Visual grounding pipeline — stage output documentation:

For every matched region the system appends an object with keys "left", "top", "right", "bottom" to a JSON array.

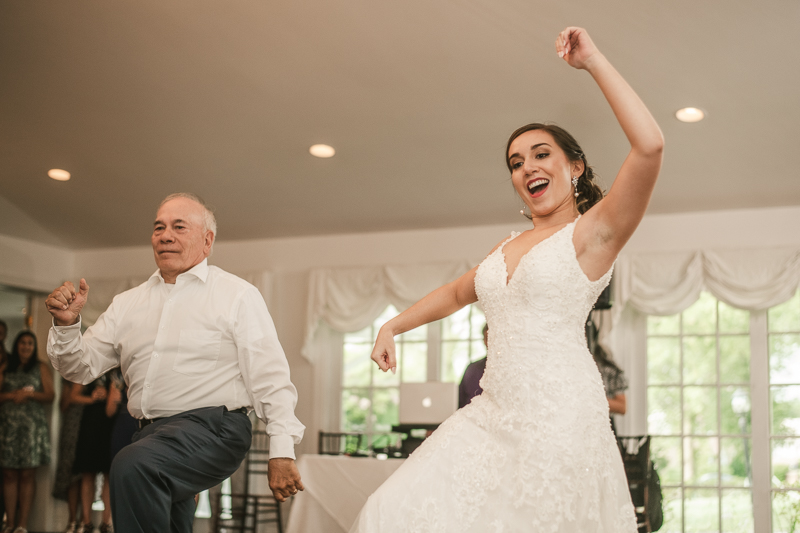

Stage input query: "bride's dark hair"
[{"left": 505, "top": 123, "right": 604, "bottom": 215}]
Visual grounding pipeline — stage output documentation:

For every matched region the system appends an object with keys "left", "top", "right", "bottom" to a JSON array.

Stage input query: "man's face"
[{"left": 151, "top": 198, "right": 214, "bottom": 282}]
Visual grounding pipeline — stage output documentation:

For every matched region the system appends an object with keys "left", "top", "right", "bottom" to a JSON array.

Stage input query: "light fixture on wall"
[
  {"left": 48, "top": 168, "right": 71, "bottom": 181},
  {"left": 675, "top": 107, "right": 705, "bottom": 123},
  {"left": 309, "top": 144, "right": 335, "bottom": 158}
]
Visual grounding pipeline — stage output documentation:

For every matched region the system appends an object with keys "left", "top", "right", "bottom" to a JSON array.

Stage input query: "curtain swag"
[
  {"left": 302, "top": 261, "right": 473, "bottom": 362},
  {"left": 615, "top": 247, "right": 800, "bottom": 318}
]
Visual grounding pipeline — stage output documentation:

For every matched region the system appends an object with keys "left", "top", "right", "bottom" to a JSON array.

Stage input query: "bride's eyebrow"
[{"left": 509, "top": 143, "right": 551, "bottom": 160}]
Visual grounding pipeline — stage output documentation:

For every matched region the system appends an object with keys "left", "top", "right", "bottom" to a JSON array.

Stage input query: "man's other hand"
[{"left": 268, "top": 457, "right": 304, "bottom": 503}]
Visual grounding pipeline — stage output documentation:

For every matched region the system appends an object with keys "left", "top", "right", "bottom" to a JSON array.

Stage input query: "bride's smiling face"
[{"left": 507, "top": 130, "right": 583, "bottom": 217}]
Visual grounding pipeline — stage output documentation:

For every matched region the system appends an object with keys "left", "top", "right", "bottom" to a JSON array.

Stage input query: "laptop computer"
[{"left": 399, "top": 382, "right": 458, "bottom": 425}]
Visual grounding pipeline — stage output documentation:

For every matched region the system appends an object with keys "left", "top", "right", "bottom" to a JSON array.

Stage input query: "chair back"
[
  {"left": 617, "top": 436, "right": 653, "bottom": 533},
  {"left": 318, "top": 431, "right": 364, "bottom": 455}
]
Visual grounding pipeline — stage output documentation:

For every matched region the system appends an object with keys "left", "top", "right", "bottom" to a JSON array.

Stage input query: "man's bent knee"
[{"left": 110, "top": 440, "right": 159, "bottom": 488}]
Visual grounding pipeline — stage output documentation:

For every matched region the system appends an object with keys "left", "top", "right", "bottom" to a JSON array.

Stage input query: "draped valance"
[
  {"left": 615, "top": 246, "right": 800, "bottom": 317},
  {"left": 303, "top": 246, "right": 800, "bottom": 364},
  {"left": 302, "top": 261, "right": 473, "bottom": 362}
]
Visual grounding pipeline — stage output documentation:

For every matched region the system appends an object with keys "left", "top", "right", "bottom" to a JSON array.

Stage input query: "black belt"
[{"left": 138, "top": 407, "right": 248, "bottom": 430}]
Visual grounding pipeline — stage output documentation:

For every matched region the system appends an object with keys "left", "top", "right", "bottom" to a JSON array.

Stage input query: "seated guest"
[{"left": 458, "top": 324, "right": 488, "bottom": 408}]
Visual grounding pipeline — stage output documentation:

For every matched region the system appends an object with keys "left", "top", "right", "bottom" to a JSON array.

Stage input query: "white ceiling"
[{"left": 1, "top": 0, "right": 798, "bottom": 249}]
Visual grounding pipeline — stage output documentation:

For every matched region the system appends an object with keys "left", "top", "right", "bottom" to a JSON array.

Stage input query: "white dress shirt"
[{"left": 47, "top": 259, "right": 304, "bottom": 459}]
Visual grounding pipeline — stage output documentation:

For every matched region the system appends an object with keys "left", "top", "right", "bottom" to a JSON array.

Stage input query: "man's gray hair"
[{"left": 158, "top": 193, "right": 218, "bottom": 249}]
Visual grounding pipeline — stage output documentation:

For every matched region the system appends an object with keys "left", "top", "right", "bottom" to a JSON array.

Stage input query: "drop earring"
[
  {"left": 519, "top": 205, "right": 533, "bottom": 226},
  {"left": 572, "top": 176, "right": 579, "bottom": 197}
]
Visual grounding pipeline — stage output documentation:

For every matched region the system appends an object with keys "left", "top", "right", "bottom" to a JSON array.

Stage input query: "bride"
[{"left": 351, "top": 27, "right": 663, "bottom": 532}]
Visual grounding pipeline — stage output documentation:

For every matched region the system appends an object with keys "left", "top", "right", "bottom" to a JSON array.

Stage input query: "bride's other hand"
[
  {"left": 555, "top": 27, "right": 600, "bottom": 70},
  {"left": 371, "top": 326, "right": 397, "bottom": 374}
]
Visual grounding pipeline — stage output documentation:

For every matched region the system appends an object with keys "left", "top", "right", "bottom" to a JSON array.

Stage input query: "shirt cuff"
[
  {"left": 52, "top": 316, "right": 82, "bottom": 332},
  {"left": 268, "top": 434, "right": 297, "bottom": 460}
]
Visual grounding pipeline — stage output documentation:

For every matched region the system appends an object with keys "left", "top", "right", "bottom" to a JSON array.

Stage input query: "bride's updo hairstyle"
[{"left": 506, "top": 123, "right": 604, "bottom": 215}]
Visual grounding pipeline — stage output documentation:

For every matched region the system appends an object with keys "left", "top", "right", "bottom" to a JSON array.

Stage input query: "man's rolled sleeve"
[
  {"left": 234, "top": 287, "right": 305, "bottom": 460},
  {"left": 46, "top": 304, "right": 120, "bottom": 385},
  {"left": 47, "top": 319, "right": 83, "bottom": 372}
]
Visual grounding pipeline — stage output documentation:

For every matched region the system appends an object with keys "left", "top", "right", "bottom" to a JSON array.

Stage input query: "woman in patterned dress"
[{"left": 0, "top": 331, "right": 54, "bottom": 533}]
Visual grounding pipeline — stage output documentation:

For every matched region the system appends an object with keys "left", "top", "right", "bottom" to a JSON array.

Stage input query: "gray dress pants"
[{"left": 110, "top": 406, "right": 251, "bottom": 533}]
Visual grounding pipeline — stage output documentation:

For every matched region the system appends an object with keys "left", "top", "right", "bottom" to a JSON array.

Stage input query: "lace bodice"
[{"left": 474, "top": 219, "right": 613, "bottom": 421}]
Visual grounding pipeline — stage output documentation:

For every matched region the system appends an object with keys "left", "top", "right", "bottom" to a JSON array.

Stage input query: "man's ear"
[{"left": 204, "top": 231, "right": 215, "bottom": 255}]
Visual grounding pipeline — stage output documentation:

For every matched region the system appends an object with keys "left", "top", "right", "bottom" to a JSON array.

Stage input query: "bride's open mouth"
[{"left": 527, "top": 178, "right": 549, "bottom": 198}]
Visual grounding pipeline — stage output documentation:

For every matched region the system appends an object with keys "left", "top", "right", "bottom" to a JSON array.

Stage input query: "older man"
[{"left": 46, "top": 193, "right": 304, "bottom": 533}]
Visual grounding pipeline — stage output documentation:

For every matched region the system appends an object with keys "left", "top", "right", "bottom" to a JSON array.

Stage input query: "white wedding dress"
[{"left": 350, "top": 219, "right": 637, "bottom": 533}]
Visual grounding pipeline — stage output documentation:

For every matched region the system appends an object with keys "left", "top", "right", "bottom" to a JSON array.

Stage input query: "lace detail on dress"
[{"left": 351, "top": 218, "right": 635, "bottom": 533}]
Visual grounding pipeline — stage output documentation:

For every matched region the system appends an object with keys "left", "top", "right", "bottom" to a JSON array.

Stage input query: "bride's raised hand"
[
  {"left": 371, "top": 326, "right": 398, "bottom": 374},
  {"left": 555, "top": 27, "right": 600, "bottom": 70}
]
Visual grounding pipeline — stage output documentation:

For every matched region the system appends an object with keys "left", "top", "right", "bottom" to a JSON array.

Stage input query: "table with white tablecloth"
[{"left": 286, "top": 454, "right": 405, "bottom": 533}]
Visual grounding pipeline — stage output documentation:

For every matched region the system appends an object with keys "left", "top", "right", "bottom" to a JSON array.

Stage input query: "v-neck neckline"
[{"left": 498, "top": 218, "right": 578, "bottom": 287}]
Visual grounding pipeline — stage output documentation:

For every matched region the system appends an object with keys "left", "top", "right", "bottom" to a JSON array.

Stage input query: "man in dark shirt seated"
[{"left": 458, "top": 324, "right": 488, "bottom": 408}]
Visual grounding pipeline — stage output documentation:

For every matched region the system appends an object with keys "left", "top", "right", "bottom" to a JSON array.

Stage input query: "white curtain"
[
  {"left": 302, "top": 261, "right": 472, "bottom": 362},
  {"left": 608, "top": 245, "right": 800, "bottom": 436},
  {"left": 615, "top": 246, "right": 800, "bottom": 317}
]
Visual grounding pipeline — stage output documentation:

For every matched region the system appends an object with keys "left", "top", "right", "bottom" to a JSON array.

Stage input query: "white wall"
[
  {"left": 0, "top": 234, "right": 73, "bottom": 293},
  {"left": 623, "top": 205, "right": 800, "bottom": 252}
]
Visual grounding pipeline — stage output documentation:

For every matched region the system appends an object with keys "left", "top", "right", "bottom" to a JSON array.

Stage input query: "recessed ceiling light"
[
  {"left": 309, "top": 144, "right": 335, "bottom": 158},
  {"left": 48, "top": 169, "right": 71, "bottom": 181},
  {"left": 675, "top": 107, "right": 705, "bottom": 123}
]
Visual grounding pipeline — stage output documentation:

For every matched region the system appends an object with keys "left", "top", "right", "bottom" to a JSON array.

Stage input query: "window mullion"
[
  {"left": 716, "top": 301, "right": 722, "bottom": 529},
  {"left": 749, "top": 310, "right": 771, "bottom": 531},
  {"left": 679, "top": 312, "right": 686, "bottom": 532}
]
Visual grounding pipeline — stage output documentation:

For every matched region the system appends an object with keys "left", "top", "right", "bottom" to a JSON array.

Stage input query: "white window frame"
[
  {"left": 642, "top": 296, "right": 782, "bottom": 532},
  {"left": 337, "top": 304, "right": 486, "bottom": 446}
]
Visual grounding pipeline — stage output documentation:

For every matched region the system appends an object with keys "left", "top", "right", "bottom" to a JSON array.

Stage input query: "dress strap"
[{"left": 498, "top": 231, "right": 521, "bottom": 251}]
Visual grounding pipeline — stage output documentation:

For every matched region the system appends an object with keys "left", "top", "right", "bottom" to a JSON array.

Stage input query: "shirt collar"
[{"left": 147, "top": 259, "right": 210, "bottom": 287}]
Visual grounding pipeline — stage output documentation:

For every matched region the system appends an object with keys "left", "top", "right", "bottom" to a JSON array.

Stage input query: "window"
[
  {"left": 341, "top": 304, "right": 486, "bottom": 447},
  {"left": 768, "top": 291, "right": 800, "bottom": 530},
  {"left": 647, "top": 292, "right": 753, "bottom": 532},
  {"left": 440, "top": 305, "right": 489, "bottom": 383},
  {"left": 0, "top": 284, "right": 34, "bottom": 348}
]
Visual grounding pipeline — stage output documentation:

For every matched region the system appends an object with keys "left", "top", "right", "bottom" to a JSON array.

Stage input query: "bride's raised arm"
[{"left": 560, "top": 28, "right": 664, "bottom": 269}]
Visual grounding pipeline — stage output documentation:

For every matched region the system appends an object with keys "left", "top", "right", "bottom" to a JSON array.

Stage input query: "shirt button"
[
  {"left": 153, "top": 353, "right": 159, "bottom": 358},
  {"left": 146, "top": 384, "right": 152, "bottom": 389}
]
